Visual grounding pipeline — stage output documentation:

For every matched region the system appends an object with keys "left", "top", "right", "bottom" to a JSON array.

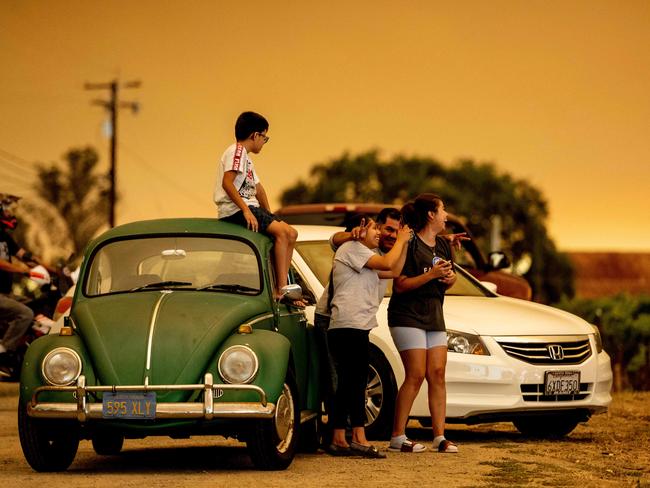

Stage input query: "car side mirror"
[
  {"left": 280, "top": 283, "right": 302, "bottom": 300},
  {"left": 487, "top": 251, "right": 510, "bottom": 271}
]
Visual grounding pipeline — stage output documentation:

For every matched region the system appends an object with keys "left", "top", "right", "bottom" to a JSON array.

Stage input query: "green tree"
[
  {"left": 25, "top": 146, "right": 110, "bottom": 257},
  {"left": 557, "top": 294, "right": 650, "bottom": 390},
  {"left": 280, "top": 150, "right": 573, "bottom": 303}
]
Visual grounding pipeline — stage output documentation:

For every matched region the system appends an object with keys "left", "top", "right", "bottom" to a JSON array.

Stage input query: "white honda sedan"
[{"left": 289, "top": 226, "right": 613, "bottom": 438}]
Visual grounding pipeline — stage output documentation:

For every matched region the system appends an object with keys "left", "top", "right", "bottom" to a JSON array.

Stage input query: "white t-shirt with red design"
[{"left": 213, "top": 143, "right": 261, "bottom": 218}]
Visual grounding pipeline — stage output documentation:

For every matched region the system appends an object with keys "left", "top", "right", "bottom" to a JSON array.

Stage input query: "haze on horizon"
[{"left": 1, "top": 0, "right": 648, "bottom": 252}]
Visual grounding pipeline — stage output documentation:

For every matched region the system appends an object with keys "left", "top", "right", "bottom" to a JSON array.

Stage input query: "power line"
[
  {"left": 0, "top": 164, "right": 34, "bottom": 183},
  {"left": 0, "top": 171, "right": 35, "bottom": 192},
  {"left": 120, "top": 143, "right": 206, "bottom": 207},
  {"left": 0, "top": 155, "right": 39, "bottom": 179},
  {"left": 0, "top": 148, "right": 39, "bottom": 172}
]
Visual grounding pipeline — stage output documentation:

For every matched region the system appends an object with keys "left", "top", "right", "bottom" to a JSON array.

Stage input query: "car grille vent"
[
  {"left": 497, "top": 339, "right": 592, "bottom": 365},
  {"left": 520, "top": 383, "right": 592, "bottom": 402}
]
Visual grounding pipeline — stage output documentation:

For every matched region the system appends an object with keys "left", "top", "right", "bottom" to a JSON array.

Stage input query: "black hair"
[
  {"left": 235, "top": 111, "right": 269, "bottom": 141},
  {"left": 376, "top": 207, "right": 401, "bottom": 225},
  {"left": 343, "top": 212, "right": 372, "bottom": 232},
  {"left": 400, "top": 193, "right": 443, "bottom": 232}
]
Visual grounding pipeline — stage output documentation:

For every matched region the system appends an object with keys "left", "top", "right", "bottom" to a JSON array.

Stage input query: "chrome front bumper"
[{"left": 28, "top": 373, "right": 275, "bottom": 421}]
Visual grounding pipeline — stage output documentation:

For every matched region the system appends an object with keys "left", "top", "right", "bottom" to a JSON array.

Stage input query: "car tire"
[
  {"left": 513, "top": 415, "right": 581, "bottom": 438},
  {"left": 18, "top": 401, "right": 79, "bottom": 472},
  {"left": 364, "top": 347, "right": 397, "bottom": 441},
  {"left": 92, "top": 431, "right": 125, "bottom": 455},
  {"left": 247, "top": 369, "right": 299, "bottom": 470}
]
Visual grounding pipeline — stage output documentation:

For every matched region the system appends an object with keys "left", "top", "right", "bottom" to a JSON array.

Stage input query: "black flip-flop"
[
  {"left": 326, "top": 443, "right": 352, "bottom": 456},
  {"left": 349, "top": 442, "right": 386, "bottom": 459}
]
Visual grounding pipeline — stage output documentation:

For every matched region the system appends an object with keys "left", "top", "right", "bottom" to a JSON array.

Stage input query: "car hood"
[
  {"left": 73, "top": 291, "right": 269, "bottom": 387},
  {"left": 442, "top": 295, "right": 593, "bottom": 337}
]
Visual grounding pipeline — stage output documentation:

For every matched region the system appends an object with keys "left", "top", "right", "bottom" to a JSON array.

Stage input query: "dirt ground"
[{"left": 1, "top": 382, "right": 648, "bottom": 487}]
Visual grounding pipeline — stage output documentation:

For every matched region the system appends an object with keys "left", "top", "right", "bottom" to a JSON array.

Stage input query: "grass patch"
[
  {"left": 480, "top": 459, "right": 532, "bottom": 486},
  {"left": 481, "top": 459, "right": 572, "bottom": 487}
]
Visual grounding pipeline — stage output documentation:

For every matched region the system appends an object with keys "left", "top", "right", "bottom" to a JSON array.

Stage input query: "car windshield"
[
  {"left": 84, "top": 236, "right": 261, "bottom": 296},
  {"left": 295, "top": 240, "right": 491, "bottom": 297}
]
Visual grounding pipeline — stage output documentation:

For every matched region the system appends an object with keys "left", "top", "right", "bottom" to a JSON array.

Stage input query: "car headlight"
[
  {"left": 590, "top": 324, "right": 603, "bottom": 353},
  {"left": 218, "top": 345, "right": 259, "bottom": 384},
  {"left": 42, "top": 347, "right": 82, "bottom": 386},
  {"left": 447, "top": 330, "right": 490, "bottom": 355}
]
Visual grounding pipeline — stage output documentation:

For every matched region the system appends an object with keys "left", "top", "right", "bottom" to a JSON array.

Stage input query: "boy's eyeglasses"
[{"left": 257, "top": 133, "right": 269, "bottom": 143}]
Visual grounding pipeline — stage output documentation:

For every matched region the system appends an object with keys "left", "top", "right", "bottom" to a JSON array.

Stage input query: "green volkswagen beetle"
[{"left": 18, "top": 218, "right": 321, "bottom": 471}]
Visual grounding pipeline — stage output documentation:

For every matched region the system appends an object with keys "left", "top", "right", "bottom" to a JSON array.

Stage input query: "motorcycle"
[{"left": 0, "top": 262, "right": 74, "bottom": 381}]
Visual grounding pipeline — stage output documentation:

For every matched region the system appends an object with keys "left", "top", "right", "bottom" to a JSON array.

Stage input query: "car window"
[
  {"left": 293, "top": 241, "right": 335, "bottom": 287},
  {"left": 295, "top": 240, "right": 490, "bottom": 298},
  {"left": 84, "top": 236, "right": 261, "bottom": 296}
]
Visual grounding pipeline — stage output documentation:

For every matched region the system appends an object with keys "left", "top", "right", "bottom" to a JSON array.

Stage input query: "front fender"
[
  {"left": 19, "top": 334, "right": 97, "bottom": 405},
  {"left": 209, "top": 329, "right": 291, "bottom": 404}
]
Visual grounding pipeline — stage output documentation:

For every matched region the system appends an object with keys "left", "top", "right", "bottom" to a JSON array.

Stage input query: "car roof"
[
  {"left": 293, "top": 224, "right": 343, "bottom": 241},
  {"left": 86, "top": 218, "right": 273, "bottom": 253},
  {"left": 276, "top": 202, "right": 465, "bottom": 225}
]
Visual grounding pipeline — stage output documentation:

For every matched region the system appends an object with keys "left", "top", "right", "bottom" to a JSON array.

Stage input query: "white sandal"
[
  {"left": 388, "top": 438, "right": 427, "bottom": 453},
  {"left": 437, "top": 439, "right": 458, "bottom": 453}
]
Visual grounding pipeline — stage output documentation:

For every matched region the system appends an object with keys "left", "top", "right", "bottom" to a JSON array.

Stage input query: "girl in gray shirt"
[{"left": 326, "top": 219, "right": 410, "bottom": 458}]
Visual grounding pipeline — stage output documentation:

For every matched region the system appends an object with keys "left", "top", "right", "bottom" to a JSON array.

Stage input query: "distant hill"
[{"left": 567, "top": 252, "right": 650, "bottom": 298}]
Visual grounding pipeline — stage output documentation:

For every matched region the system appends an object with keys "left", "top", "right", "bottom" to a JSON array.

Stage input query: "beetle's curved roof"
[{"left": 85, "top": 218, "right": 273, "bottom": 254}]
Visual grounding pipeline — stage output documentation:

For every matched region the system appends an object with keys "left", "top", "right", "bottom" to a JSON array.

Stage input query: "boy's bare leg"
[{"left": 266, "top": 220, "right": 298, "bottom": 297}]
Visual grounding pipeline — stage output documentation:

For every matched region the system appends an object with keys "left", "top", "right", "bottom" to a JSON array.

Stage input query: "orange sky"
[{"left": 1, "top": 0, "right": 648, "bottom": 251}]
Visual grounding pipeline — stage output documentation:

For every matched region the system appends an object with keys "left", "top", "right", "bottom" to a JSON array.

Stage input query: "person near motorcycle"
[{"left": 0, "top": 194, "right": 52, "bottom": 375}]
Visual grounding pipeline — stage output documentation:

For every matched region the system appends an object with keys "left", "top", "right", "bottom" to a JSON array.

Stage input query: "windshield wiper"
[
  {"left": 197, "top": 283, "right": 259, "bottom": 294},
  {"left": 131, "top": 280, "right": 193, "bottom": 291}
]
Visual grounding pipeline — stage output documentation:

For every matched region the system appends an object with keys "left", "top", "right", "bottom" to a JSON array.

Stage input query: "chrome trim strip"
[
  {"left": 493, "top": 335, "right": 589, "bottom": 343},
  {"left": 28, "top": 374, "right": 274, "bottom": 421},
  {"left": 496, "top": 336, "right": 592, "bottom": 364},
  {"left": 279, "top": 312, "right": 305, "bottom": 318},
  {"left": 242, "top": 313, "right": 274, "bottom": 327},
  {"left": 29, "top": 401, "right": 276, "bottom": 420},
  {"left": 145, "top": 290, "right": 173, "bottom": 374}
]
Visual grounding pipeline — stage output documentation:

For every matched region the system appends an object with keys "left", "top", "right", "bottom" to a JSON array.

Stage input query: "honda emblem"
[{"left": 547, "top": 344, "right": 565, "bottom": 360}]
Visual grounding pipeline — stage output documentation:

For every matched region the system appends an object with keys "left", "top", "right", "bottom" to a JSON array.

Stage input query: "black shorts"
[{"left": 221, "top": 205, "right": 279, "bottom": 233}]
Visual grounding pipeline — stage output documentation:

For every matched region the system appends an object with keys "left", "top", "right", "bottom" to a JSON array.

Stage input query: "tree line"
[{"left": 280, "top": 149, "right": 573, "bottom": 304}]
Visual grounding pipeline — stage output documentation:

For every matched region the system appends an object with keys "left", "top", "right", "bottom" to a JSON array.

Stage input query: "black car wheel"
[
  {"left": 247, "top": 369, "right": 299, "bottom": 470},
  {"left": 364, "top": 347, "right": 397, "bottom": 440},
  {"left": 18, "top": 401, "right": 79, "bottom": 472},
  {"left": 513, "top": 414, "right": 581, "bottom": 438},
  {"left": 92, "top": 431, "right": 125, "bottom": 455}
]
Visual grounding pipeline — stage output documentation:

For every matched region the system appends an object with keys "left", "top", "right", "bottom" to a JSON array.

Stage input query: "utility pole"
[{"left": 85, "top": 79, "right": 141, "bottom": 227}]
